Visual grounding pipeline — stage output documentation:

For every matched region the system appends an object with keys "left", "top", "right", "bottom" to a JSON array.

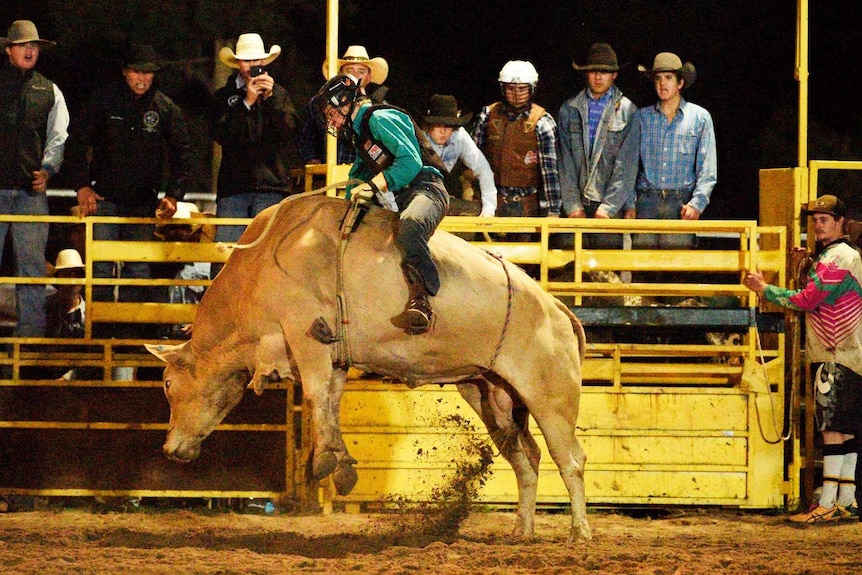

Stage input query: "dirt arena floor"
[{"left": 1, "top": 503, "right": 861, "bottom": 574}]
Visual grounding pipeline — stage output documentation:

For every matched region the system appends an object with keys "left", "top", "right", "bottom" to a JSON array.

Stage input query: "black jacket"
[
  {"left": 65, "top": 81, "right": 193, "bottom": 206},
  {"left": 212, "top": 73, "right": 299, "bottom": 198}
]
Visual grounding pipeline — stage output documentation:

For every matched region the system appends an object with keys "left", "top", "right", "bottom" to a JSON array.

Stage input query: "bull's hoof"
[
  {"left": 312, "top": 451, "right": 337, "bottom": 480},
  {"left": 333, "top": 463, "right": 358, "bottom": 496},
  {"left": 567, "top": 522, "right": 593, "bottom": 543}
]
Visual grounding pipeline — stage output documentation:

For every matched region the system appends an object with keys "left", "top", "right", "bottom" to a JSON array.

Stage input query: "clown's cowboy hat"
[
  {"left": 0, "top": 20, "right": 55, "bottom": 48},
  {"left": 638, "top": 52, "right": 697, "bottom": 88},
  {"left": 219, "top": 33, "right": 281, "bottom": 69},
  {"left": 420, "top": 94, "right": 472, "bottom": 127},
  {"left": 322, "top": 45, "right": 388, "bottom": 85},
  {"left": 572, "top": 43, "right": 619, "bottom": 72}
]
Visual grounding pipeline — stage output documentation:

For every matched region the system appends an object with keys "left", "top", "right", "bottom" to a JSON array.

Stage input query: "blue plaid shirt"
[
  {"left": 297, "top": 99, "right": 357, "bottom": 165},
  {"left": 587, "top": 90, "right": 612, "bottom": 153},
  {"left": 473, "top": 103, "right": 562, "bottom": 215},
  {"left": 635, "top": 98, "right": 717, "bottom": 214}
]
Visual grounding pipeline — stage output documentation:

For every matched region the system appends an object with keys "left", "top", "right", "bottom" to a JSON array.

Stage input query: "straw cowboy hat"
[
  {"left": 322, "top": 45, "right": 389, "bottom": 85},
  {"left": 0, "top": 20, "right": 55, "bottom": 48},
  {"left": 219, "top": 33, "right": 281, "bottom": 69},
  {"left": 420, "top": 94, "right": 472, "bottom": 127},
  {"left": 638, "top": 52, "right": 697, "bottom": 88},
  {"left": 53, "top": 249, "right": 84, "bottom": 273},
  {"left": 572, "top": 43, "right": 619, "bottom": 72}
]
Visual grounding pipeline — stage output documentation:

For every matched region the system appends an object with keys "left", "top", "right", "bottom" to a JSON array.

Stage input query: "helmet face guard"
[
  {"left": 313, "top": 74, "right": 360, "bottom": 141},
  {"left": 498, "top": 60, "right": 538, "bottom": 111}
]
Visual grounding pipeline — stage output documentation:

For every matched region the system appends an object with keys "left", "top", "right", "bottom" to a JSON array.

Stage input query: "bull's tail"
[{"left": 554, "top": 298, "right": 586, "bottom": 364}]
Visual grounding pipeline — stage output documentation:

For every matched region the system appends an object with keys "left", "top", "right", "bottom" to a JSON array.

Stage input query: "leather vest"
[
  {"left": 355, "top": 104, "right": 447, "bottom": 176},
  {"left": 0, "top": 65, "right": 55, "bottom": 188},
  {"left": 484, "top": 102, "right": 545, "bottom": 188}
]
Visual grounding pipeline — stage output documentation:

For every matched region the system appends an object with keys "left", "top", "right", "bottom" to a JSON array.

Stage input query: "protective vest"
[
  {"left": 484, "top": 102, "right": 545, "bottom": 188},
  {"left": 355, "top": 104, "right": 447, "bottom": 176},
  {"left": 0, "top": 64, "right": 55, "bottom": 188}
]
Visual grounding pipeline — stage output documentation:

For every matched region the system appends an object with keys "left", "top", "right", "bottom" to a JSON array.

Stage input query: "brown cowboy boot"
[
  {"left": 405, "top": 287, "right": 433, "bottom": 334},
  {"left": 403, "top": 267, "right": 433, "bottom": 334}
]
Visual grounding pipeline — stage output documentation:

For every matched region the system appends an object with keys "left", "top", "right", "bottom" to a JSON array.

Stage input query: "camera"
[{"left": 250, "top": 66, "right": 266, "bottom": 78}]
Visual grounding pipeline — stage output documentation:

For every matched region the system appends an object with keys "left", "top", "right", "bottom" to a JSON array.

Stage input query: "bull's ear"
[{"left": 146, "top": 341, "right": 192, "bottom": 366}]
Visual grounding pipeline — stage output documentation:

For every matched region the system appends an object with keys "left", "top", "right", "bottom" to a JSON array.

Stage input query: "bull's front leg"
[{"left": 303, "top": 366, "right": 357, "bottom": 495}]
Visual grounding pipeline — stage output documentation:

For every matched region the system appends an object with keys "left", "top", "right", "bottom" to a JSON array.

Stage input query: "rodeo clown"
[
  {"left": 312, "top": 74, "right": 449, "bottom": 335},
  {"left": 745, "top": 194, "right": 861, "bottom": 522}
]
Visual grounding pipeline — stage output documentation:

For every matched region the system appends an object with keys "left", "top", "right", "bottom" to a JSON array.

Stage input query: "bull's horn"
[{"left": 145, "top": 341, "right": 190, "bottom": 364}]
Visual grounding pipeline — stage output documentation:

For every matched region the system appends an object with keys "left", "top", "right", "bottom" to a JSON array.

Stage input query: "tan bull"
[{"left": 147, "top": 194, "right": 591, "bottom": 541}]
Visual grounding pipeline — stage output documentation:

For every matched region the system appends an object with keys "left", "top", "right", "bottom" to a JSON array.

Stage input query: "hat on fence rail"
[{"left": 154, "top": 201, "right": 215, "bottom": 242}]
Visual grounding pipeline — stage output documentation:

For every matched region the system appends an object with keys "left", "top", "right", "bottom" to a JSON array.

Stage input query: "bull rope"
[
  {"left": 333, "top": 199, "right": 368, "bottom": 368},
  {"left": 481, "top": 250, "right": 515, "bottom": 374}
]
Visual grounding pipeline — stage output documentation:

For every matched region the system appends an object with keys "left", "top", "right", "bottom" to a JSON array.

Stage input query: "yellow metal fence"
[{"left": 0, "top": 211, "right": 789, "bottom": 509}]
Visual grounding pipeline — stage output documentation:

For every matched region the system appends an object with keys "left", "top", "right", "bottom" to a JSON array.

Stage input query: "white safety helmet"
[{"left": 498, "top": 60, "right": 539, "bottom": 90}]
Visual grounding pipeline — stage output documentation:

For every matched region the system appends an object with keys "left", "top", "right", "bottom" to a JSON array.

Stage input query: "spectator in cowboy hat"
[
  {"left": 559, "top": 42, "right": 639, "bottom": 249},
  {"left": 632, "top": 51, "right": 716, "bottom": 250},
  {"left": 298, "top": 45, "right": 390, "bottom": 166},
  {"left": 419, "top": 94, "right": 496, "bottom": 217},
  {"left": 211, "top": 32, "right": 299, "bottom": 277},
  {"left": 64, "top": 42, "right": 195, "bottom": 339},
  {"left": 0, "top": 19, "right": 69, "bottom": 337}
]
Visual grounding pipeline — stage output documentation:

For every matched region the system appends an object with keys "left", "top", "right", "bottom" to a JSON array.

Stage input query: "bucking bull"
[{"left": 147, "top": 193, "right": 591, "bottom": 541}]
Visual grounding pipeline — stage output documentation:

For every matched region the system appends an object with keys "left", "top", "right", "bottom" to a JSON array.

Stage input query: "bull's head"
[{"left": 146, "top": 341, "right": 248, "bottom": 463}]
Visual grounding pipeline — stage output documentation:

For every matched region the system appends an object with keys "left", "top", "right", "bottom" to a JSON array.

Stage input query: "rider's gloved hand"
[{"left": 352, "top": 182, "right": 377, "bottom": 207}]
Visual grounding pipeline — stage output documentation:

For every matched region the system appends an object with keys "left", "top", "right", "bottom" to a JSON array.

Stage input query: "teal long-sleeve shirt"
[{"left": 348, "top": 104, "right": 440, "bottom": 193}]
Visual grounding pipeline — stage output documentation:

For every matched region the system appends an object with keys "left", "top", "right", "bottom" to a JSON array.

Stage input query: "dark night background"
[{"left": 2, "top": 0, "right": 861, "bottom": 221}]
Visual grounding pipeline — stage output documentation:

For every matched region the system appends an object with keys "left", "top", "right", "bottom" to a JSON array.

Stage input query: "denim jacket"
[{"left": 558, "top": 85, "right": 638, "bottom": 217}]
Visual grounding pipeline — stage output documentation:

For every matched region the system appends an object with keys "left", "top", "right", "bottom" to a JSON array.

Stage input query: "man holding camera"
[{"left": 212, "top": 32, "right": 299, "bottom": 275}]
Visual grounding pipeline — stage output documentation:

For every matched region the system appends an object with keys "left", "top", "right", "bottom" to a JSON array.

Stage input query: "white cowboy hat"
[
  {"left": 322, "top": 45, "right": 389, "bottom": 85},
  {"left": 54, "top": 249, "right": 84, "bottom": 272},
  {"left": 219, "top": 33, "right": 281, "bottom": 69}
]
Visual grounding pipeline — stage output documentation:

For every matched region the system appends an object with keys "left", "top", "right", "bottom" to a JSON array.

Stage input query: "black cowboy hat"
[
  {"left": 572, "top": 43, "right": 619, "bottom": 72},
  {"left": 420, "top": 94, "right": 472, "bottom": 127}
]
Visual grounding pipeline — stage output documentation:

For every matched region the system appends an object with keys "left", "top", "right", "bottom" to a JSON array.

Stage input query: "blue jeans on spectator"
[
  {"left": 92, "top": 201, "right": 161, "bottom": 338},
  {"left": 631, "top": 189, "right": 696, "bottom": 249},
  {"left": 212, "top": 192, "right": 283, "bottom": 278},
  {"left": 0, "top": 188, "right": 49, "bottom": 336}
]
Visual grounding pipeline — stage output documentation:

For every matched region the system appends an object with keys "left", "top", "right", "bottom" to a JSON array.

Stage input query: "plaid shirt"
[
  {"left": 635, "top": 98, "right": 717, "bottom": 214},
  {"left": 587, "top": 90, "right": 612, "bottom": 152},
  {"left": 297, "top": 99, "right": 357, "bottom": 165},
  {"left": 473, "top": 103, "right": 562, "bottom": 215}
]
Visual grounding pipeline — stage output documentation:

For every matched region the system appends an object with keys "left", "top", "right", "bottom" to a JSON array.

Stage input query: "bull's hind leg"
[
  {"left": 527, "top": 387, "right": 591, "bottom": 542},
  {"left": 457, "top": 380, "right": 541, "bottom": 538}
]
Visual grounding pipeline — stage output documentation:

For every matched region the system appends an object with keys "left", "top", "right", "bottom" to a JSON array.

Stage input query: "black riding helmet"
[{"left": 312, "top": 73, "right": 361, "bottom": 141}]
